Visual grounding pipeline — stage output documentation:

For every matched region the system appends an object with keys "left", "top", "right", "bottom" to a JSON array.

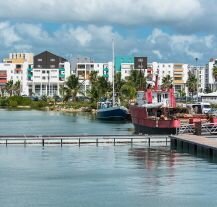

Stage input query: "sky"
[{"left": 0, "top": 0, "right": 216, "bottom": 64}]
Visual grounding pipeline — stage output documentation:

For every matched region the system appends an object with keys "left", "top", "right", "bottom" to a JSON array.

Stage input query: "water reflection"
[{"left": 128, "top": 147, "right": 177, "bottom": 170}]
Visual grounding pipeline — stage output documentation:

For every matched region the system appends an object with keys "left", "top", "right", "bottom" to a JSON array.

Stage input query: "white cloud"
[
  {"left": 0, "top": 22, "right": 21, "bottom": 47},
  {"left": 0, "top": 21, "right": 216, "bottom": 64},
  {"left": 152, "top": 50, "right": 163, "bottom": 59},
  {"left": 0, "top": 0, "right": 202, "bottom": 26}
]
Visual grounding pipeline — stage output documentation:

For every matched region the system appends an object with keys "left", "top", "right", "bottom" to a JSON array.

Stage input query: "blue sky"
[{"left": 0, "top": 0, "right": 216, "bottom": 64}]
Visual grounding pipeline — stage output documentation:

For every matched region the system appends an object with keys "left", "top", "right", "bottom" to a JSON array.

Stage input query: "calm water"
[
  {"left": 0, "top": 145, "right": 217, "bottom": 207},
  {"left": 1, "top": 109, "right": 217, "bottom": 207},
  {"left": 0, "top": 109, "right": 133, "bottom": 135}
]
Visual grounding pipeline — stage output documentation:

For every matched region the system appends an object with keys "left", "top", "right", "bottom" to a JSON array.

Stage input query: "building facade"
[{"left": 29, "top": 51, "right": 70, "bottom": 96}]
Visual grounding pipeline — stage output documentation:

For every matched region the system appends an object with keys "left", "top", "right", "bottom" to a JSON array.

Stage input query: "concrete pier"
[{"left": 170, "top": 134, "right": 217, "bottom": 161}]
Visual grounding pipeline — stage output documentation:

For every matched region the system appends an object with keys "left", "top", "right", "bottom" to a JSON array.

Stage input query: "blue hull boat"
[{"left": 96, "top": 106, "right": 128, "bottom": 121}]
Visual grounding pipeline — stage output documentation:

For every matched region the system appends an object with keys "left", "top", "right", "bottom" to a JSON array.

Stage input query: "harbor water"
[
  {"left": 0, "top": 109, "right": 217, "bottom": 207},
  {"left": 0, "top": 109, "right": 133, "bottom": 135}
]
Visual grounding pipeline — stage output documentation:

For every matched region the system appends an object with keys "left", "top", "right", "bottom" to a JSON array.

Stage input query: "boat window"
[
  {"left": 147, "top": 109, "right": 155, "bottom": 116},
  {"left": 203, "top": 105, "right": 210, "bottom": 108}
]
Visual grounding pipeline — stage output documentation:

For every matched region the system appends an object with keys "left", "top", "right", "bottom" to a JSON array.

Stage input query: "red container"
[
  {"left": 210, "top": 117, "right": 217, "bottom": 123},
  {"left": 189, "top": 118, "right": 201, "bottom": 124}
]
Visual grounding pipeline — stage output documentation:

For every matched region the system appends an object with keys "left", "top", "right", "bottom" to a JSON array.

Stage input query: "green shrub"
[
  {"left": 0, "top": 98, "right": 8, "bottom": 107},
  {"left": 31, "top": 100, "right": 48, "bottom": 109},
  {"left": 8, "top": 100, "right": 18, "bottom": 108},
  {"left": 7, "top": 96, "right": 32, "bottom": 106}
]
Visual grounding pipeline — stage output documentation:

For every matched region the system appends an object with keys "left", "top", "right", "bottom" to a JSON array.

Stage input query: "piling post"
[
  {"left": 79, "top": 138, "right": 80, "bottom": 147},
  {"left": 24, "top": 139, "right": 26, "bottom": 147},
  {"left": 6, "top": 139, "right": 7, "bottom": 147},
  {"left": 42, "top": 139, "right": 44, "bottom": 147},
  {"left": 96, "top": 138, "right": 98, "bottom": 147},
  {"left": 148, "top": 137, "right": 150, "bottom": 147},
  {"left": 61, "top": 139, "right": 63, "bottom": 147},
  {"left": 114, "top": 138, "right": 115, "bottom": 146}
]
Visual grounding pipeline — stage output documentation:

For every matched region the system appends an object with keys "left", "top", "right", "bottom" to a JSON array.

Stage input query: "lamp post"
[
  {"left": 195, "top": 57, "right": 199, "bottom": 102},
  {"left": 138, "top": 58, "right": 143, "bottom": 90}
]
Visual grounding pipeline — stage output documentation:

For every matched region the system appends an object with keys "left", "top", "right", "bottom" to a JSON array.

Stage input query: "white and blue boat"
[
  {"left": 96, "top": 40, "right": 129, "bottom": 121},
  {"left": 96, "top": 100, "right": 128, "bottom": 120}
]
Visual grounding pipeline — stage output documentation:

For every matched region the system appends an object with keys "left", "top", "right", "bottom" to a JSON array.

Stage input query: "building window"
[
  {"left": 42, "top": 70, "right": 45, "bottom": 73},
  {"left": 42, "top": 77, "right": 46, "bottom": 80},
  {"left": 50, "top": 59, "right": 55, "bottom": 62},
  {"left": 37, "top": 65, "right": 41, "bottom": 68},
  {"left": 38, "top": 59, "right": 42, "bottom": 61},
  {"left": 50, "top": 65, "right": 55, "bottom": 68}
]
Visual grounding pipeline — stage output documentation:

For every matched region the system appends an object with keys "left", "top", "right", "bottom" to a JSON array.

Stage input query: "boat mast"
[{"left": 112, "top": 39, "right": 115, "bottom": 106}]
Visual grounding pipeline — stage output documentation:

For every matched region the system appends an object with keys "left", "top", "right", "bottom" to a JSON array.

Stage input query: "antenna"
[{"left": 112, "top": 39, "right": 115, "bottom": 106}]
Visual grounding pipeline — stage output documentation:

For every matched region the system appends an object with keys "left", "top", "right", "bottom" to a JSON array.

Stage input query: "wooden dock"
[
  {"left": 0, "top": 135, "right": 169, "bottom": 147},
  {"left": 170, "top": 134, "right": 217, "bottom": 159}
]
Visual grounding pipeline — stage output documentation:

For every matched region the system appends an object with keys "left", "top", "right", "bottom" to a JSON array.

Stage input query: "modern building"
[
  {"left": 0, "top": 53, "right": 34, "bottom": 96},
  {"left": 76, "top": 62, "right": 112, "bottom": 95},
  {"left": 188, "top": 65, "right": 206, "bottom": 93},
  {"left": 28, "top": 51, "right": 70, "bottom": 96},
  {"left": 115, "top": 56, "right": 134, "bottom": 72},
  {"left": 206, "top": 58, "right": 217, "bottom": 91}
]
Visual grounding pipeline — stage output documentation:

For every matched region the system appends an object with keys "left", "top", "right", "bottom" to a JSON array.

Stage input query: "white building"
[
  {"left": 76, "top": 62, "right": 112, "bottom": 95},
  {"left": 206, "top": 58, "right": 217, "bottom": 91},
  {"left": 28, "top": 51, "right": 70, "bottom": 97},
  {"left": 0, "top": 53, "right": 34, "bottom": 95}
]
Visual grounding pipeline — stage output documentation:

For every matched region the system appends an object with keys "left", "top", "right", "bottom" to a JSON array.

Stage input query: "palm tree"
[
  {"left": 161, "top": 75, "right": 173, "bottom": 90},
  {"left": 96, "top": 76, "right": 112, "bottom": 98},
  {"left": 63, "top": 75, "right": 84, "bottom": 102},
  {"left": 212, "top": 66, "right": 217, "bottom": 91},
  {"left": 120, "top": 82, "right": 136, "bottom": 106},
  {"left": 186, "top": 71, "right": 197, "bottom": 100},
  {"left": 114, "top": 72, "right": 125, "bottom": 99},
  {"left": 13, "top": 81, "right": 21, "bottom": 96},
  {"left": 127, "top": 70, "right": 146, "bottom": 90},
  {"left": 5, "top": 80, "right": 14, "bottom": 96}
]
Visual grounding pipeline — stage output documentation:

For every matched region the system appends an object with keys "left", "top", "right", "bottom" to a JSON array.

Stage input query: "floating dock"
[{"left": 0, "top": 135, "right": 169, "bottom": 147}]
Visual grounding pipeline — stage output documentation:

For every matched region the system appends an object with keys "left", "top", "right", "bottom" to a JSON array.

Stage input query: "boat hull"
[
  {"left": 96, "top": 106, "right": 128, "bottom": 121},
  {"left": 130, "top": 105, "right": 180, "bottom": 135},
  {"left": 133, "top": 123, "right": 177, "bottom": 135}
]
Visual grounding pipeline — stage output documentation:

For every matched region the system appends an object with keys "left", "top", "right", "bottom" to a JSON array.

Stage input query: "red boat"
[{"left": 130, "top": 75, "right": 180, "bottom": 135}]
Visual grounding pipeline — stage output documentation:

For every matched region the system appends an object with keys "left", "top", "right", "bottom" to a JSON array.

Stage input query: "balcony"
[
  {"left": 59, "top": 68, "right": 64, "bottom": 71},
  {"left": 59, "top": 74, "right": 65, "bottom": 78},
  {"left": 103, "top": 74, "right": 109, "bottom": 78},
  {"left": 0, "top": 79, "right": 7, "bottom": 83}
]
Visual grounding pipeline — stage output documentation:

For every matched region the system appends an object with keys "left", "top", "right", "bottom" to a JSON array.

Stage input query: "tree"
[
  {"left": 213, "top": 66, "right": 217, "bottom": 91},
  {"left": 186, "top": 71, "right": 197, "bottom": 99},
  {"left": 13, "top": 81, "right": 21, "bottom": 96},
  {"left": 114, "top": 72, "right": 126, "bottom": 100},
  {"left": 127, "top": 70, "right": 146, "bottom": 90},
  {"left": 87, "top": 72, "right": 112, "bottom": 103},
  {"left": 161, "top": 75, "right": 173, "bottom": 90},
  {"left": 63, "top": 75, "right": 84, "bottom": 102},
  {"left": 5, "top": 80, "right": 14, "bottom": 96},
  {"left": 120, "top": 82, "right": 136, "bottom": 106}
]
